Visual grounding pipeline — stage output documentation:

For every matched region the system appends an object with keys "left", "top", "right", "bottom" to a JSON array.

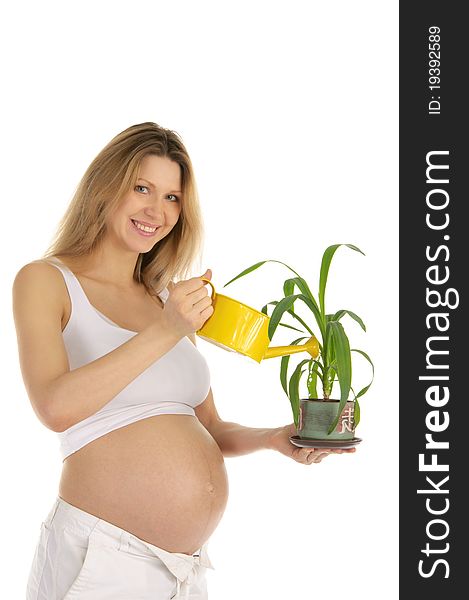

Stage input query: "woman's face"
[{"left": 105, "top": 154, "right": 183, "bottom": 254}]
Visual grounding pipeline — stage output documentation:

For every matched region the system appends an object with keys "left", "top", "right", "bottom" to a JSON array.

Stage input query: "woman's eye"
[
  {"left": 135, "top": 185, "right": 149, "bottom": 194},
  {"left": 167, "top": 194, "right": 180, "bottom": 202}
]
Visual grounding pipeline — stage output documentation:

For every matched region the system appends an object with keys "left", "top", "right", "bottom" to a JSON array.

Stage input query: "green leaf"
[
  {"left": 283, "top": 277, "right": 320, "bottom": 315},
  {"left": 331, "top": 310, "right": 367, "bottom": 332},
  {"left": 311, "top": 358, "right": 325, "bottom": 376},
  {"left": 326, "top": 321, "right": 352, "bottom": 433},
  {"left": 345, "top": 244, "right": 365, "bottom": 255},
  {"left": 279, "top": 323, "right": 306, "bottom": 333},
  {"left": 288, "top": 358, "right": 310, "bottom": 427},
  {"left": 224, "top": 261, "right": 268, "bottom": 287},
  {"left": 261, "top": 301, "right": 315, "bottom": 336},
  {"left": 223, "top": 259, "right": 303, "bottom": 288},
  {"left": 296, "top": 294, "right": 326, "bottom": 342},
  {"left": 307, "top": 362, "right": 320, "bottom": 398},
  {"left": 321, "top": 321, "right": 336, "bottom": 397},
  {"left": 318, "top": 244, "right": 365, "bottom": 319},
  {"left": 351, "top": 349, "right": 375, "bottom": 398},
  {"left": 268, "top": 294, "right": 303, "bottom": 340},
  {"left": 283, "top": 279, "right": 295, "bottom": 297},
  {"left": 285, "top": 308, "right": 314, "bottom": 336},
  {"left": 280, "top": 336, "right": 310, "bottom": 396},
  {"left": 268, "top": 292, "right": 327, "bottom": 343},
  {"left": 261, "top": 302, "right": 273, "bottom": 314},
  {"left": 354, "top": 398, "right": 361, "bottom": 428},
  {"left": 326, "top": 325, "right": 336, "bottom": 371},
  {"left": 280, "top": 356, "right": 289, "bottom": 396}
]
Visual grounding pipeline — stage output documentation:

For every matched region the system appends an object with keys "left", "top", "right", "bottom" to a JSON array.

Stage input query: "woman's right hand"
[{"left": 162, "top": 269, "right": 214, "bottom": 338}]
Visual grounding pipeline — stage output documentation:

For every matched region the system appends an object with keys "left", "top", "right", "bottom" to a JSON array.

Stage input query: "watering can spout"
[{"left": 263, "top": 336, "right": 320, "bottom": 360}]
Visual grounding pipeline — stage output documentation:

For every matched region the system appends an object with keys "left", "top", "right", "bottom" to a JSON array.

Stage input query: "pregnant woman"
[{"left": 13, "top": 122, "right": 351, "bottom": 600}]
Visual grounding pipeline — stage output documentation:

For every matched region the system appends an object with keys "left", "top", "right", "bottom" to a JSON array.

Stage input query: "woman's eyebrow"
[{"left": 137, "top": 177, "right": 182, "bottom": 193}]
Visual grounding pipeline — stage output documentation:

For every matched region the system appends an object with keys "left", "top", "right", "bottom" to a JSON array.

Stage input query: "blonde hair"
[{"left": 43, "top": 122, "right": 204, "bottom": 295}]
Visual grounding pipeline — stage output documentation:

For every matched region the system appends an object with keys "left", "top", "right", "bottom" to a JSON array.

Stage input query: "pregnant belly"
[{"left": 58, "top": 414, "right": 229, "bottom": 555}]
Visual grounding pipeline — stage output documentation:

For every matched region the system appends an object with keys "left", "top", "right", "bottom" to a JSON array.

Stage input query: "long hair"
[{"left": 42, "top": 122, "right": 204, "bottom": 295}]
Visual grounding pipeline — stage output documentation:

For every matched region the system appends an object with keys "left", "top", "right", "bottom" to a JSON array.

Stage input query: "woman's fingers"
[
  {"left": 163, "top": 272, "right": 214, "bottom": 335},
  {"left": 169, "top": 271, "right": 211, "bottom": 298},
  {"left": 311, "top": 451, "right": 331, "bottom": 463},
  {"left": 300, "top": 449, "right": 331, "bottom": 464},
  {"left": 190, "top": 279, "right": 212, "bottom": 303},
  {"left": 299, "top": 446, "right": 356, "bottom": 464}
]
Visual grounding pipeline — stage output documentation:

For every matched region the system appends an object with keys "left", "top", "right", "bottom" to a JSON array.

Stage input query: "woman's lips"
[{"left": 130, "top": 218, "right": 160, "bottom": 237}]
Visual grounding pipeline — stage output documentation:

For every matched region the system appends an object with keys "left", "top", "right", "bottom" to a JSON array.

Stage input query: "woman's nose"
[{"left": 144, "top": 197, "right": 165, "bottom": 220}]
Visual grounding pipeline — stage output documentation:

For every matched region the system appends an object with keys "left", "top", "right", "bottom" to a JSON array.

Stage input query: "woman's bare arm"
[{"left": 12, "top": 262, "right": 212, "bottom": 432}]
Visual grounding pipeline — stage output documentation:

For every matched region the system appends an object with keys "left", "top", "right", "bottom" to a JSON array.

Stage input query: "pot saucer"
[{"left": 289, "top": 436, "right": 362, "bottom": 449}]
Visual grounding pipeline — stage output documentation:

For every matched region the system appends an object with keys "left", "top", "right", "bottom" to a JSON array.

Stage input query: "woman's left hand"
[{"left": 267, "top": 423, "right": 356, "bottom": 465}]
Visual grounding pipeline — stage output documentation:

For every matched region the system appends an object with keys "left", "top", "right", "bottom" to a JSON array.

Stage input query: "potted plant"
[{"left": 223, "top": 244, "right": 374, "bottom": 445}]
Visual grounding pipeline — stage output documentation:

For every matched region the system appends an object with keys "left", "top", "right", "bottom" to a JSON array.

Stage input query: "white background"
[{"left": 0, "top": 1, "right": 398, "bottom": 598}]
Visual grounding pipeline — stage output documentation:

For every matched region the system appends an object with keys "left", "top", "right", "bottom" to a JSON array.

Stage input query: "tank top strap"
[
  {"left": 42, "top": 257, "right": 93, "bottom": 314},
  {"left": 44, "top": 257, "right": 170, "bottom": 315},
  {"left": 158, "top": 286, "right": 170, "bottom": 304}
]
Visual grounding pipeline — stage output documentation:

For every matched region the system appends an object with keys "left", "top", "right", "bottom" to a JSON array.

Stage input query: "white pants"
[{"left": 26, "top": 497, "right": 215, "bottom": 599}]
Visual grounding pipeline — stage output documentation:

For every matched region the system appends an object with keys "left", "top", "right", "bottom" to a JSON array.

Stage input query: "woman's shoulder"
[
  {"left": 13, "top": 258, "right": 68, "bottom": 308},
  {"left": 14, "top": 257, "right": 65, "bottom": 282}
]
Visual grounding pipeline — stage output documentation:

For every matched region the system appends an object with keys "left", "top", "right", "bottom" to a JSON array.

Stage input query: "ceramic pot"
[{"left": 297, "top": 399, "right": 356, "bottom": 440}]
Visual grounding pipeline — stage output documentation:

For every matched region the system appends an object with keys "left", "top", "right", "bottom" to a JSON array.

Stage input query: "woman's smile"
[{"left": 130, "top": 218, "right": 161, "bottom": 237}]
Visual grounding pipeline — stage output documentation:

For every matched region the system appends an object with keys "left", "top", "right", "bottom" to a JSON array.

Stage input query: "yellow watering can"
[{"left": 196, "top": 278, "right": 319, "bottom": 363}]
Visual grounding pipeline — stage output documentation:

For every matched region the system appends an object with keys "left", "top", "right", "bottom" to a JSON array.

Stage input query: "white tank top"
[{"left": 44, "top": 258, "right": 211, "bottom": 461}]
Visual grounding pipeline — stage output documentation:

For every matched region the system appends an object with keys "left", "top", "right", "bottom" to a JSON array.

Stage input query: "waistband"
[{"left": 45, "top": 497, "right": 215, "bottom": 587}]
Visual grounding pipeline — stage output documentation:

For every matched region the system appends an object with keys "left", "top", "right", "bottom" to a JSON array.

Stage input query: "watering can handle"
[{"left": 201, "top": 277, "right": 216, "bottom": 300}]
